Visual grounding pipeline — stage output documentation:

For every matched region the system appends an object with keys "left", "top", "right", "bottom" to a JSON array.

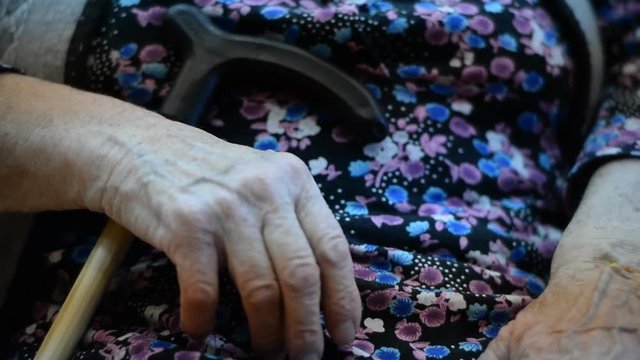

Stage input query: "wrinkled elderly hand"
[
  {"left": 479, "top": 263, "right": 640, "bottom": 360},
  {"left": 0, "top": 74, "right": 360, "bottom": 359}
]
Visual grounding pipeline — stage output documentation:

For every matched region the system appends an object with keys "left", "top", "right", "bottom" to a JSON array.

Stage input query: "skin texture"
[
  {"left": 480, "top": 159, "right": 640, "bottom": 359},
  {"left": 0, "top": 74, "right": 361, "bottom": 359}
]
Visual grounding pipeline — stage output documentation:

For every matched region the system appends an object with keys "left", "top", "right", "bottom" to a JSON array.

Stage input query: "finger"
[
  {"left": 262, "top": 204, "right": 323, "bottom": 359},
  {"left": 296, "top": 184, "right": 361, "bottom": 346},
  {"left": 478, "top": 324, "right": 512, "bottom": 360},
  {"left": 169, "top": 235, "right": 220, "bottom": 338},
  {"left": 223, "top": 216, "right": 285, "bottom": 357}
]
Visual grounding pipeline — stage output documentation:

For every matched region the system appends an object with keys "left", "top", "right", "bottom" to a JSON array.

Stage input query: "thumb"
[{"left": 478, "top": 323, "right": 513, "bottom": 360}]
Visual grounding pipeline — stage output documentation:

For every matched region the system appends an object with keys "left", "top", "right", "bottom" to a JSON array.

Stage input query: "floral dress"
[{"left": 3, "top": 0, "right": 640, "bottom": 359}]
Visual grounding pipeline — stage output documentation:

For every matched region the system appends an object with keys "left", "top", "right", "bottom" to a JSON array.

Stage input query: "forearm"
[
  {"left": 0, "top": 74, "right": 156, "bottom": 212},
  {"left": 552, "top": 159, "right": 640, "bottom": 278}
]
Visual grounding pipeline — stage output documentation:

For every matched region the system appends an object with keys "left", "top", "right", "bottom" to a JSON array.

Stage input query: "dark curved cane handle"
[{"left": 160, "top": 4, "right": 387, "bottom": 142}]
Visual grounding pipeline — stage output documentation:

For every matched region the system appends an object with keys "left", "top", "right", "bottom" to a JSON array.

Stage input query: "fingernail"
[{"left": 333, "top": 321, "right": 356, "bottom": 346}]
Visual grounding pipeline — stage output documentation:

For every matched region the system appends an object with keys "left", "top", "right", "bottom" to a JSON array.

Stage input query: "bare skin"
[
  {"left": 0, "top": 74, "right": 361, "bottom": 359},
  {"left": 481, "top": 159, "right": 640, "bottom": 359}
]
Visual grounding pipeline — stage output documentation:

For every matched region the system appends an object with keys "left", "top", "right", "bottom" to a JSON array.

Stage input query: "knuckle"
[
  {"left": 242, "top": 279, "right": 281, "bottom": 309},
  {"left": 212, "top": 192, "right": 240, "bottom": 220},
  {"left": 315, "top": 233, "right": 351, "bottom": 268},
  {"left": 181, "top": 280, "right": 218, "bottom": 309},
  {"left": 282, "top": 259, "right": 320, "bottom": 295},
  {"left": 276, "top": 152, "right": 308, "bottom": 176}
]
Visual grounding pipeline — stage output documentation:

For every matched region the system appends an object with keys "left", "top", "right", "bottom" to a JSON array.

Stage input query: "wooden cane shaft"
[{"left": 35, "top": 220, "right": 133, "bottom": 360}]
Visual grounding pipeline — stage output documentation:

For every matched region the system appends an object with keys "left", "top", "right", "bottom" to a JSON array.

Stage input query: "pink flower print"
[
  {"left": 395, "top": 319, "right": 422, "bottom": 342},
  {"left": 420, "top": 133, "right": 447, "bottom": 157},
  {"left": 131, "top": 6, "right": 167, "bottom": 27},
  {"left": 459, "top": 162, "right": 482, "bottom": 185},
  {"left": 469, "top": 15, "right": 495, "bottom": 35},
  {"left": 419, "top": 266, "right": 444, "bottom": 285},
  {"left": 240, "top": 100, "right": 269, "bottom": 120},
  {"left": 449, "top": 117, "right": 476, "bottom": 138},
  {"left": 370, "top": 215, "right": 404, "bottom": 228},
  {"left": 354, "top": 263, "right": 377, "bottom": 281},
  {"left": 400, "top": 160, "right": 425, "bottom": 180},
  {"left": 469, "top": 280, "right": 494, "bottom": 294},
  {"left": 420, "top": 306, "right": 446, "bottom": 327},
  {"left": 414, "top": 105, "right": 427, "bottom": 121},
  {"left": 351, "top": 340, "right": 375, "bottom": 357},
  {"left": 244, "top": 0, "right": 269, "bottom": 4},
  {"left": 461, "top": 66, "right": 488, "bottom": 84},
  {"left": 513, "top": 15, "right": 533, "bottom": 34},
  {"left": 366, "top": 290, "right": 394, "bottom": 311},
  {"left": 313, "top": 7, "right": 336, "bottom": 22},
  {"left": 425, "top": 26, "right": 448, "bottom": 45},
  {"left": 139, "top": 44, "right": 167, "bottom": 63},
  {"left": 455, "top": 3, "right": 478, "bottom": 15},
  {"left": 490, "top": 57, "right": 515, "bottom": 79}
]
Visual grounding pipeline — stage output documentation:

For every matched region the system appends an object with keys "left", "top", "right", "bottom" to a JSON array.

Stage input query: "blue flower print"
[
  {"left": 538, "top": 153, "right": 552, "bottom": 170},
  {"left": 478, "top": 159, "right": 500, "bottom": 178},
  {"left": 385, "top": 185, "right": 408, "bottom": 204},
  {"left": 459, "top": 341, "right": 483, "bottom": 352},
  {"left": 473, "top": 139, "right": 491, "bottom": 156},
  {"left": 118, "top": 72, "right": 142, "bottom": 87},
  {"left": 254, "top": 136, "right": 280, "bottom": 151},
  {"left": 518, "top": 111, "right": 540, "bottom": 132},
  {"left": 366, "top": 83, "right": 382, "bottom": 99},
  {"left": 426, "top": 103, "right": 450, "bottom": 122},
  {"left": 345, "top": 202, "right": 369, "bottom": 216},
  {"left": 526, "top": 277, "right": 545, "bottom": 297},
  {"left": 415, "top": 1, "right": 437, "bottom": 12},
  {"left": 309, "top": 44, "right": 331, "bottom": 58},
  {"left": 465, "top": 33, "right": 486, "bottom": 48},
  {"left": 487, "top": 82, "right": 508, "bottom": 97},
  {"left": 544, "top": 29, "right": 558, "bottom": 46},
  {"left": 493, "top": 152, "right": 511, "bottom": 168},
  {"left": 484, "top": 2, "right": 504, "bottom": 13},
  {"left": 487, "top": 222, "right": 509, "bottom": 237},
  {"left": 349, "top": 160, "right": 371, "bottom": 177},
  {"left": 371, "top": 1, "right": 393, "bottom": 14},
  {"left": 150, "top": 339, "right": 176, "bottom": 349},
  {"left": 285, "top": 104, "right": 309, "bottom": 121},
  {"left": 498, "top": 33, "right": 518, "bottom": 52},
  {"left": 425, "top": 345, "right": 450, "bottom": 359},
  {"left": 119, "top": 43, "right": 138, "bottom": 59},
  {"left": 372, "top": 347, "right": 401, "bottom": 360},
  {"left": 444, "top": 14, "right": 467, "bottom": 32},
  {"left": 429, "top": 84, "right": 455, "bottom": 96},
  {"left": 387, "top": 18, "right": 408, "bottom": 34},
  {"left": 126, "top": 87, "right": 152, "bottom": 104},
  {"left": 423, "top": 187, "right": 447, "bottom": 203},
  {"left": 119, "top": 0, "right": 140, "bottom": 7},
  {"left": 390, "top": 297, "right": 414, "bottom": 317},
  {"left": 482, "top": 324, "right": 502, "bottom": 338},
  {"left": 522, "top": 72, "right": 544, "bottom": 92},
  {"left": 397, "top": 65, "right": 426, "bottom": 78},
  {"left": 406, "top": 221, "right": 430, "bottom": 237},
  {"left": 334, "top": 27, "right": 352, "bottom": 43},
  {"left": 370, "top": 260, "right": 392, "bottom": 272},
  {"left": 376, "top": 272, "right": 400, "bottom": 285},
  {"left": 390, "top": 250, "right": 413, "bottom": 265},
  {"left": 260, "top": 6, "right": 288, "bottom": 20},
  {"left": 490, "top": 309, "right": 511, "bottom": 325},
  {"left": 142, "top": 63, "right": 168, "bottom": 79},
  {"left": 502, "top": 198, "right": 525, "bottom": 210},
  {"left": 611, "top": 114, "right": 626, "bottom": 125},
  {"left": 284, "top": 25, "right": 300, "bottom": 43},
  {"left": 393, "top": 85, "right": 416, "bottom": 103},
  {"left": 446, "top": 220, "right": 471, "bottom": 235},
  {"left": 467, "top": 303, "right": 487, "bottom": 321}
]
